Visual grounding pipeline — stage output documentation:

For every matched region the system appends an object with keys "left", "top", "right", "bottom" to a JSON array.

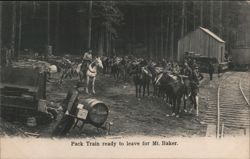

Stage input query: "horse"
[
  {"left": 130, "top": 64, "right": 151, "bottom": 97},
  {"left": 111, "top": 57, "right": 126, "bottom": 81},
  {"left": 101, "top": 56, "right": 112, "bottom": 74},
  {"left": 85, "top": 57, "right": 103, "bottom": 94},
  {"left": 147, "top": 64, "right": 164, "bottom": 97},
  {"left": 155, "top": 72, "right": 185, "bottom": 117}
]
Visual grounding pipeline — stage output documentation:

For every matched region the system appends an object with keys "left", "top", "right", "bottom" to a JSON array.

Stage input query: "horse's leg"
[
  {"left": 86, "top": 76, "right": 89, "bottom": 94},
  {"left": 189, "top": 95, "right": 195, "bottom": 114},
  {"left": 171, "top": 96, "right": 176, "bottom": 116},
  {"left": 183, "top": 95, "right": 187, "bottom": 113},
  {"left": 92, "top": 77, "right": 96, "bottom": 94},
  {"left": 142, "top": 83, "right": 146, "bottom": 97},
  {"left": 176, "top": 96, "right": 182, "bottom": 118},
  {"left": 195, "top": 95, "right": 199, "bottom": 116},
  {"left": 139, "top": 84, "right": 142, "bottom": 98},
  {"left": 147, "top": 82, "right": 150, "bottom": 96},
  {"left": 135, "top": 84, "right": 138, "bottom": 97}
]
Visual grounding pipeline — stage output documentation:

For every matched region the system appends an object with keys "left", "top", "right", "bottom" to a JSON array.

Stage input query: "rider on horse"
[
  {"left": 81, "top": 50, "right": 93, "bottom": 73},
  {"left": 82, "top": 50, "right": 93, "bottom": 66}
]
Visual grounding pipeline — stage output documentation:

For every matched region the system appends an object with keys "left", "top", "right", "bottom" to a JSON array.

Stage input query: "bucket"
[{"left": 81, "top": 98, "right": 109, "bottom": 127}]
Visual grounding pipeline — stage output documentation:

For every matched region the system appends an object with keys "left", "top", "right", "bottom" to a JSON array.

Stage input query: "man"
[
  {"left": 52, "top": 87, "right": 79, "bottom": 136},
  {"left": 190, "top": 59, "right": 198, "bottom": 70},
  {"left": 208, "top": 62, "right": 214, "bottom": 80},
  {"left": 83, "top": 50, "right": 93, "bottom": 63},
  {"left": 182, "top": 60, "right": 192, "bottom": 78}
]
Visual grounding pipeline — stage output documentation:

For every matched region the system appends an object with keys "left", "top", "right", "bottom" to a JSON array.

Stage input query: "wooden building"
[
  {"left": 177, "top": 27, "right": 225, "bottom": 63},
  {"left": 231, "top": 19, "right": 250, "bottom": 66}
]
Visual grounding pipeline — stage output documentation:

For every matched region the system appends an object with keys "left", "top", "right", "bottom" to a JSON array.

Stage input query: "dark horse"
[
  {"left": 155, "top": 73, "right": 185, "bottom": 117},
  {"left": 130, "top": 64, "right": 151, "bottom": 97}
]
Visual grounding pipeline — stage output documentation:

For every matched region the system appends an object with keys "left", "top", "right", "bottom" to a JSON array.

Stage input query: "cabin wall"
[{"left": 177, "top": 28, "right": 225, "bottom": 63}]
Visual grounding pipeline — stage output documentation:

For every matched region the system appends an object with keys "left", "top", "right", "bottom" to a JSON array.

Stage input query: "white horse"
[{"left": 86, "top": 57, "right": 103, "bottom": 94}]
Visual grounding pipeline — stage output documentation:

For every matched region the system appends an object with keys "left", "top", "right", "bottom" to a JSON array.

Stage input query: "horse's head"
[{"left": 95, "top": 57, "right": 103, "bottom": 69}]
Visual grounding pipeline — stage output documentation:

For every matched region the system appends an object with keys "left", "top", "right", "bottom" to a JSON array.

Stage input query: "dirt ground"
[
  {"left": 1, "top": 67, "right": 217, "bottom": 138},
  {"left": 2, "top": 62, "right": 248, "bottom": 138}
]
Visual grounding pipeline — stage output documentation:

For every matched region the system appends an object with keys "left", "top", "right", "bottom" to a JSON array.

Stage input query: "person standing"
[{"left": 208, "top": 62, "right": 214, "bottom": 80}]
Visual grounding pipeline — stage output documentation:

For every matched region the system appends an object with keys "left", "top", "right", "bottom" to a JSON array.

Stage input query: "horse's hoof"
[
  {"left": 176, "top": 115, "right": 179, "bottom": 118},
  {"left": 184, "top": 109, "right": 187, "bottom": 113},
  {"left": 171, "top": 113, "right": 175, "bottom": 116},
  {"left": 166, "top": 114, "right": 170, "bottom": 117}
]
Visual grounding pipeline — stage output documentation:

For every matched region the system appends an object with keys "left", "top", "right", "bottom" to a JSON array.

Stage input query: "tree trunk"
[
  {"left": 219, "top": 1, "right": 223, "bottom": 37},
  {"left": 55, "top": 2, "right": 60, "bottom": 55},
  {"left": 144, "top": 7, "right": 148, "bottom": 57},
  {"left": 181, "top": 0, "right": 185, "bottom": 38},
  {"left": 165, "top": 17, "right": 169, "bottom": 59},
  {"left": 160, "top": 6, "right": 164, "bottom": 59},
  {"left": 170, "top": 3, "right": 174, "bottom": 61},
  {"left": 88, "top": 0, "right": 92, "bottom": 50},
  {"left": 193, "top": 2, "right": 196, "bottom": 31},
  {"left": 106, "top": 26, "right": 109, "bottom": 56},
  {"left": 47, "top": 2, "right": 50, "bottom": 45},
  {"left": 155, "top": 34, "right": 158, "bottom": 60},
  {"left": 17, "top": 2, "right": 22, "bottom": 61},
  {"left": 0, "top": 2, "right": 2, "bottom": 55},
  {"left": 149, "top": 12, "right": 153, "bottom": 58},
  {"left": 200, "top": 1, "right": 203, "bottom": 27},
  {"left": 11, "top": 1, "right": 17, "bottom": 60},
  {"left": 132, "top": 8, "right": 135, "bottom": 54},
  {"left": 98, "top": 30, "right": 104, "bottom": 56},
  {"left": 210, "top": 0, "right": 214, "bottom": 30}
]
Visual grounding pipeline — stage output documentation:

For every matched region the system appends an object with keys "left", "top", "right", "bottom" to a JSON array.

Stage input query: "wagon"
[{"left": 0, "top": 66, "right": 53, "bottom": 124}]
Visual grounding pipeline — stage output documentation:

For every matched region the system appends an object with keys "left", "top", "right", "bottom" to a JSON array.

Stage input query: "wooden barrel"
[{"left": 81, "top": 98, "right": 109, "bottom": 127}]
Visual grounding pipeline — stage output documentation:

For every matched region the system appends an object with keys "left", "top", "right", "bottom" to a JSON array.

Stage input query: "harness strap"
[{"left": 88, "top": 68, "right": 96, "bottom": 74}]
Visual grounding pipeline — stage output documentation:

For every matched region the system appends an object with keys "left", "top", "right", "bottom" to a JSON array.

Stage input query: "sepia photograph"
[{"left": 0, "top": 0, "right": 249, "bottom": 158}]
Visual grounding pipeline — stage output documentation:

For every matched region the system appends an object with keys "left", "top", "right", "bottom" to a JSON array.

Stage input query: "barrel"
[{"left": 81, "top": 98, "right": 109, "bottom": 127}]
